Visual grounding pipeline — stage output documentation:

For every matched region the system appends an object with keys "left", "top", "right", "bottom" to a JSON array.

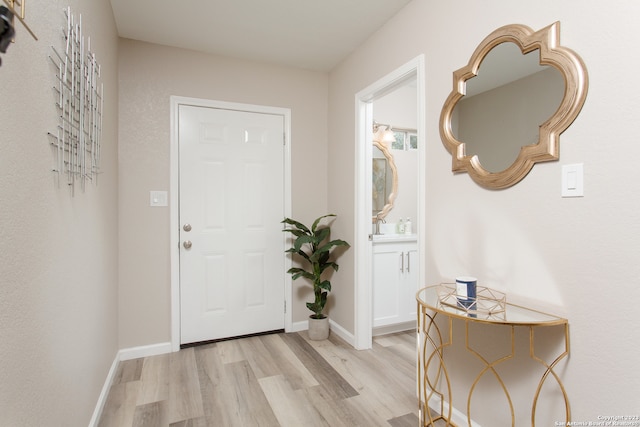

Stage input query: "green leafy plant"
[{"left": 282, "top": 214, "right": 350, "bottom": 319}]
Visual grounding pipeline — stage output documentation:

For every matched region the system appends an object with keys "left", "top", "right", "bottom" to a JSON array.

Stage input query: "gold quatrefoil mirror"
[{"left": 440, "top": 22, "right": 588, "bottom": 189}]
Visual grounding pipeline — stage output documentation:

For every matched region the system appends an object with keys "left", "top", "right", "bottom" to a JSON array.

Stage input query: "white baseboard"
[
  {"left": 290, "top": 320, "right": 308, "bottom": 333},
  {"left": 119, "top": 341, "right": 173, "bottom": 361},
  {"left": 427, "top": 395, "right": 482, "bottom": 427},
  {"left": 289, "top": 318, "right": 356, "bottom": 347},
  {"left": 88, "top": 351, "right": 120, "bottom": 427},
  {"left": 88, "top": 342, "right": 173, "bottom": 427},
  {"left": 329, "top": 318, "right": 355, "bottom": 347},
  {"left": 373, "top": 321, "right": 415, "bottom": 336}
]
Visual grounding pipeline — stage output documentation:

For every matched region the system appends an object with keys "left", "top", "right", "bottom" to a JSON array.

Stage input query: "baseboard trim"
[
  {"left": 290, "top": 320, "right": 308, "bottom": 333},
  {"left": 329, "top": 318, "right": 355, "bottom": 346},
  {"left": 373, "top": 321, "right": 416, "bottom": 336},
  {"left": 89, "top": 342, "right": 173, "bottom": 426},
  {"left": 88, "top": 351, "right": 120, "bottom": 427},
  {"left": 426, "top": 396, "right": 482, "bottom": 427},
  {"left": 119, "top": 341, "right": 173, "bottom": 361},
  {"left": 290, "top": 318, "right": 356, "bottom": 347}
]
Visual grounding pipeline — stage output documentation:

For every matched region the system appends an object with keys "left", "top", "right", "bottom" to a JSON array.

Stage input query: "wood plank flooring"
[{"left": 98, "top": 330, "right": 420, "bottom": 427}]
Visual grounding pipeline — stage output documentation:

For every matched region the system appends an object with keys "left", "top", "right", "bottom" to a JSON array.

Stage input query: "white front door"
[{"left": 178, "top": 103, "right": 286, "bottom": 345}]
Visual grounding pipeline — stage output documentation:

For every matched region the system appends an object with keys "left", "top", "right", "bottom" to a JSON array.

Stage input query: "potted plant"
[{"left": 282, "top": 214, "right": 350, "bottom": 340}]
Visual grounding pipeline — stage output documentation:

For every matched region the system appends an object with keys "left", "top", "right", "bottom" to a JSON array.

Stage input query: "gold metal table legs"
[{"left": 417, "top": 305, "right": 571, "bottom": 426}]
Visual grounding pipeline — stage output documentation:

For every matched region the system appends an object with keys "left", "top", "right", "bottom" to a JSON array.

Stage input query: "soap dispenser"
[
  {"left": 405, "top": 217, "right": 412, "bottom": 234},
  {"left": 396, "top": 218, "right": 405, "bottom": 234}
]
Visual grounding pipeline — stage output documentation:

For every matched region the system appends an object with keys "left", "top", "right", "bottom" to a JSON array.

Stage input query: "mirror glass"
[
  {"left": 452, "top": 43, "right": 565, "bottom": 173},
  {"left": 440, "top": 22, "right": 589, "bottom": 189},
  {"left": 371, "top": 129, "right": 398, "bottom": 221}
]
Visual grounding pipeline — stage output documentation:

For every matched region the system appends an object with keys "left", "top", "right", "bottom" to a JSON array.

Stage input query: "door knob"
[
  {"left": 183, "top": 223, "right": 192, "bottom": 232},
  {"left": 183, "top": 240, "right": 192, "bottom": 249}
]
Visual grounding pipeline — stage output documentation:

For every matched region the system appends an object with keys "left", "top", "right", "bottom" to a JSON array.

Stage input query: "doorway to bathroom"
[{"left": 354, "top": 56, "right": 425, "bottom": 349}]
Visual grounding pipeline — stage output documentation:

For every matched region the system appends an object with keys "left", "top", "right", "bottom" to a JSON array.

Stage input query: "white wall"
[
  {"left": 0, "top": 1, "right": 119, "bottom": 425},
  {"left": 3, "top": 0, "right": 636, "bottom": 423},
  {"left": 328, "top": 0, "right": 640, "bottom": 422},
  {"left": 117, "top": 40, "right": 330, "bottom": 348},
  {"left": 374, "top": 83, "right": 419, "bottom": 227}
]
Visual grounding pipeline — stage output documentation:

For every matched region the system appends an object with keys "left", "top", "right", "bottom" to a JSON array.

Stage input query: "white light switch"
[
  {"left": 150, "top": 190, "right": 168, "bottom": 207},
  {"left": 561, "top": 164, "right": 583, "bottom": 197}
]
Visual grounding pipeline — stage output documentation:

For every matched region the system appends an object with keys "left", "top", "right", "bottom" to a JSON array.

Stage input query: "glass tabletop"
[{"left": 416, "top": 284, "right": 567, "bottom": 326}]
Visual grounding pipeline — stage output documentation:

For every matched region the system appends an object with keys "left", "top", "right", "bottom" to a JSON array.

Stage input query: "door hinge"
[
  {"left": 283, "top": 133, "right": 286, "bottom": 146},
  {"left": 284, "top": 300, "right": 287, "bottom": 313}
]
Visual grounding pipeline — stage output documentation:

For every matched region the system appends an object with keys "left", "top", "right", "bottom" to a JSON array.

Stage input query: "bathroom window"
[
  {"left": 392, "top": 131, "right": 405, "bottom": 150},
  {"left": 391, "top": 129, "right": 417, "bottom": 151}
]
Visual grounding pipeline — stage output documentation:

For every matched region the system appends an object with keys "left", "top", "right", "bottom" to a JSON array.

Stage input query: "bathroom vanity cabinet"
[{"left": 372, "top": 234, "right": 418, "bottom": 327}]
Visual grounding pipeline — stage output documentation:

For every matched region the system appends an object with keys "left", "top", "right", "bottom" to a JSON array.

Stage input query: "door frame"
[
  {"left": 169, "top": 96, "right": 292, "bottom": 351},
  {"left": 354, "top": 56, "right": 426, "bottom": 349}
]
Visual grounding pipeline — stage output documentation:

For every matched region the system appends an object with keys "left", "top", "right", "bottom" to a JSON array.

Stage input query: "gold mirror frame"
[
  {"left": 440, "top": 22, "right": 588, "bottom": 189},
  {"left": 372, "top": 139, "right": 398, "bottom": 223}
]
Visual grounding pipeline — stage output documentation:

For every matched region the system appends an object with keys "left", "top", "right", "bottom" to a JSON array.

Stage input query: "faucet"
[{"left": 374, "top": 216, "right": 386, "bottom": 235}]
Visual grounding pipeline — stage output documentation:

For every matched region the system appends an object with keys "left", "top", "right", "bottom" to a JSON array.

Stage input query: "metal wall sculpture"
[{"left": 48, "top": 7, "right": 103, "bottom": 194}]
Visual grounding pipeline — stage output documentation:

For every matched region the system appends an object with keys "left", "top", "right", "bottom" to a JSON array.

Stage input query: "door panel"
[{"left": 178, "top": 104, "right": 285, "bottom": 344}]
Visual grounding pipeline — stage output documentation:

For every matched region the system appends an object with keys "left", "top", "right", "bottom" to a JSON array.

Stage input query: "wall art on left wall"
[{"left": 48, "top": 7, "right": 103, "bottom": 195}]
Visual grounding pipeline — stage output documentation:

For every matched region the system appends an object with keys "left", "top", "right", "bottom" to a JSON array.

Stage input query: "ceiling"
[{"left": 109, "top": 0, "right": 412, "bottom": 72}]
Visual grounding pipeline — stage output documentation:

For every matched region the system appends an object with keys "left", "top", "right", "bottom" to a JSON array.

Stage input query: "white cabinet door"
[
  {"left": 372, "top": 240, "right": 418, "bottom": 327},
  {"left": 373, "top": 247, "right": 402, "bottom": 326}
]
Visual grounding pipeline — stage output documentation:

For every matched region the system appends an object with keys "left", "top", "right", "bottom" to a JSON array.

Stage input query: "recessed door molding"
[
  {"left": 170, "top": 96, "right": 292, "bottom": 352},
  {"left": 354, "top": 55, "right": 426, "bottom": 349}
]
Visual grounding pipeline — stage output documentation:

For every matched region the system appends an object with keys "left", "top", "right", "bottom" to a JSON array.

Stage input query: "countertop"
[{"left": 372, "top": 233, "right": 417, "bottom": 243}]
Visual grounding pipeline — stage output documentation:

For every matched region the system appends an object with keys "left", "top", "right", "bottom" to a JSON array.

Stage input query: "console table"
[{"left": 416, "top": 284, "right": 570, "bottom": 426}]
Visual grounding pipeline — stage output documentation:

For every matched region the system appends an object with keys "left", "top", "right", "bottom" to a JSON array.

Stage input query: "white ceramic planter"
[{"left": 308, "top": 315, "right": 329, "bottom": 340}]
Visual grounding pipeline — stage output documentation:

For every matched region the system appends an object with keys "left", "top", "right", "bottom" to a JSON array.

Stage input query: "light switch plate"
[
  {"left": 561, "top": 164, "right": 584, "bottom": 197},
  {"left": 150, "top": 190, "right": 168, "bottom": 207}
]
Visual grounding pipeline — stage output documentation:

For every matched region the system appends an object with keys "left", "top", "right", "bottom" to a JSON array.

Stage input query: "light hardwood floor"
[{"left": 98, "top": 330, "right": 419, "bottom": 427}]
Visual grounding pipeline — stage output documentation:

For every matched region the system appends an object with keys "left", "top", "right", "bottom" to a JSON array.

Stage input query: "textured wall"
[
  {"left": 3, "top": 0, "right": 637, "bottom": 424},
  {"left": 0, "top": 0, "right": 119, "bottom": 425},
  {"left": 328, "top": 0, "right": 640, "bottom": 422},
  {"left": 373, "top": 84, "right": 419, "bottom": 227},
  {"left": 117, "top": 40, "right": 329, "bottom": 348}
]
